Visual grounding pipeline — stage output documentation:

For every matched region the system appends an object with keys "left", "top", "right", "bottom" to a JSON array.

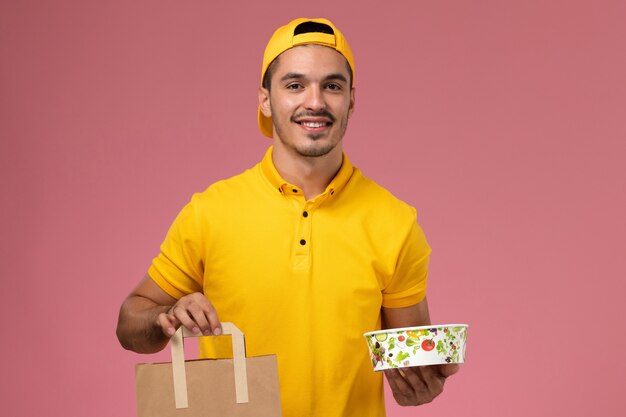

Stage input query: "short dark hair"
[
  {"left": 262, "top": 48, "right": 353, "bottom": 91},
  {"left": 262, "top": 57, "right": 280, "bottom": 90}
]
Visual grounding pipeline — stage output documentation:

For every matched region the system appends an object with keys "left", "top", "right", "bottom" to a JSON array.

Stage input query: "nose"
[{"left": 303, "top": 85, "right": 325, "bottom": 111}]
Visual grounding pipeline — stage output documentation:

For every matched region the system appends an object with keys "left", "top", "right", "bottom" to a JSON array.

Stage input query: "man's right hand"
[
  {"left": 157, "top": 292, "right": 222, "bottom": 337},
  {"left": 116, "top": 274, "right": 221, "bottom": 353}
]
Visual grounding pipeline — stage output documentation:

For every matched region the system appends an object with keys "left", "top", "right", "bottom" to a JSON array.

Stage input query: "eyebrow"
[
  {"left": 280, "top": 72, "right": 349, "bottom": 83},
  {"left": 324, "top": 73, "right": 349, "bottom": 83}
]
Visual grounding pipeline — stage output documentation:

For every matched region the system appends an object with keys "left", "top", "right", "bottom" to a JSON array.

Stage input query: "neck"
[{"left": 271, "top": 143, "right": 343, "bottom": 200}]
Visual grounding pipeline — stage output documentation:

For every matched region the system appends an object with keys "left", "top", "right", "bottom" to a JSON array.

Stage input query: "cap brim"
[{"left": 258, "top": 107, "right": 274, "bottom": 138}]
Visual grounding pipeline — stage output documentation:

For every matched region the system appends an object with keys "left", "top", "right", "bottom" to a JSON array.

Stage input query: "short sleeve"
[
  {"left": 381, "top": 219, "right": 431, "bottom": 308},
  {"left": 148, "top": 195, "right": 205, "bottom": 299}
]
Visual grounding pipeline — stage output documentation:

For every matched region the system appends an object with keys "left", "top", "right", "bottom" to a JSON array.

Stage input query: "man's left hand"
[{"left": 384, "top": 363, "right": 459, "bottom": 406}]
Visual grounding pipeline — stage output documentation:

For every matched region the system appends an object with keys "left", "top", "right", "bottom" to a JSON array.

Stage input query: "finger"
[
  {"left": 384, "top": 370, "right": 407, "bottom": 404},
  {"left": 167, "top": 312, "right": 177, "bottom": 323},
  {"left": 156, "top": 312, "right": 177, "bottom": 337},
  {"left": 400, "top": 366, "right": 447, "bottom": 405},
  {"left": 170, "top": 304, "right": 202, "bottom": 334},
  {"left": 400, "top": 365, "right": 428, "bottom": 387},
  {"left": 384, "top": 368, "right": 403, "bottom": 384},
  {"left": 185, "top": 303, "right": 213, "bottom": 335},
  {"left": 204, "top": 305, "right": 222, "bottom": 335},
  {"left": 384, "top": 369, "right": 414, "bottom": 406},
  {"left": 189, "top": 293, "right": 222, "bottom": 335},
  {"left": 439, "top": 363, "right": 460, "bottom": 378},
  {"left": 418, "top": 366, "right": 446, "bottom": 399}
]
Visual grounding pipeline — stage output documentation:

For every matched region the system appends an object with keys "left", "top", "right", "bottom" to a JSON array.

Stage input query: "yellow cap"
[{"left": 258, "top": 18, "right": 355, "bottom": 138}]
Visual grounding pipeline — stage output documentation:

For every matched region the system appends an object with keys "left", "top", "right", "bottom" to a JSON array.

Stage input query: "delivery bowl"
[{"left": 364, "top": 324, "right": 468, "bottom": 371}]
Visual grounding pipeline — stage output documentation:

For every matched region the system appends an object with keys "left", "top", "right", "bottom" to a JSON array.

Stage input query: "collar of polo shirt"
[{"left": 260, "top": 146, "right": 354, "bottom": 200}]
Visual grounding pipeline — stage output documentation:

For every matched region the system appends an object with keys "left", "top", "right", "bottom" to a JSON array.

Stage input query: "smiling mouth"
[
  {"left": 292, "top": 111, "right": 336, "bottom": 130},
  {"left": 298, "top": 121, "right": 331, "bottom": 128}
]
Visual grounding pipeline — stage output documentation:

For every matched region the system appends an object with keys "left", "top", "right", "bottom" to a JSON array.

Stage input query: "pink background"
[{"left": 1, "top": 1, "right": 625, "bottom": 416}]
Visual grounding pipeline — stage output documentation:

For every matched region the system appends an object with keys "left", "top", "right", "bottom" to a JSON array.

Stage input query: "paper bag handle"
[{"left": 170, "top": 322, "right": 249, "bottom": 409}]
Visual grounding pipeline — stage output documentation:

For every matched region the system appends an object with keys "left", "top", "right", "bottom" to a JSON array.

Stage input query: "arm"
[
  {"left": 382, "top": 296, "right": 431, "bottom": 329},
  {"left": 116, "top": 274, "right": 222, "bottom": 353},
  {"left": 382, "top": 297, "right": 459, "bottom": 406}
]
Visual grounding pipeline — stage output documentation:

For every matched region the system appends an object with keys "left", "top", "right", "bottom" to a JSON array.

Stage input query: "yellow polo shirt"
[{"left": 149, "top": 146, "right": 431, "bottom": 417}]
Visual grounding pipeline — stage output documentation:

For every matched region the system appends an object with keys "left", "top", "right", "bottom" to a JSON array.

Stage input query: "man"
[{"left": 117, "top": 17, "right": 458, "bottom": 417}]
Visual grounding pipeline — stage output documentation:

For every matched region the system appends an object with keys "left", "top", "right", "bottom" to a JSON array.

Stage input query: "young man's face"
[{"left": 259, "top": 45, "right": 355, "bottom": 158}]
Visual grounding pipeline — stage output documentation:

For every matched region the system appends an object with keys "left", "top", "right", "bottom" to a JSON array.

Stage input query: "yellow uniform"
[{"left": 149, "top": 147, "right": 431, "bottom": 417}]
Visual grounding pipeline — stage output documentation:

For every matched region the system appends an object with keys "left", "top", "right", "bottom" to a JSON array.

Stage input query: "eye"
[
  {"left": 286, "top": 83, "right": 303, "bottom": 90},
  {"left": 326, "top": 83, "right": 341, "bottom": 91}
]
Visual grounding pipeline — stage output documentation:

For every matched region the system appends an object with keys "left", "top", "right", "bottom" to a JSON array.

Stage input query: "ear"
[
  {"left": 258, "top": 87, "right": 272, "bottom": 117},
  {"left": 348, "top": 87, "right": 356, "bottom": 118}
]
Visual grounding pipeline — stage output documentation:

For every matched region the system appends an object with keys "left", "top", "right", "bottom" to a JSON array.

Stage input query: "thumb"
[{"left": 440, "top": 363, "right": 460, "bottom": 378}]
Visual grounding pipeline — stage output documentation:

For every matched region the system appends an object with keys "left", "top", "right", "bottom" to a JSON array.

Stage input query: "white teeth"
[{"left": 301, "top": 122, "right": 326, "bottom": 128}]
